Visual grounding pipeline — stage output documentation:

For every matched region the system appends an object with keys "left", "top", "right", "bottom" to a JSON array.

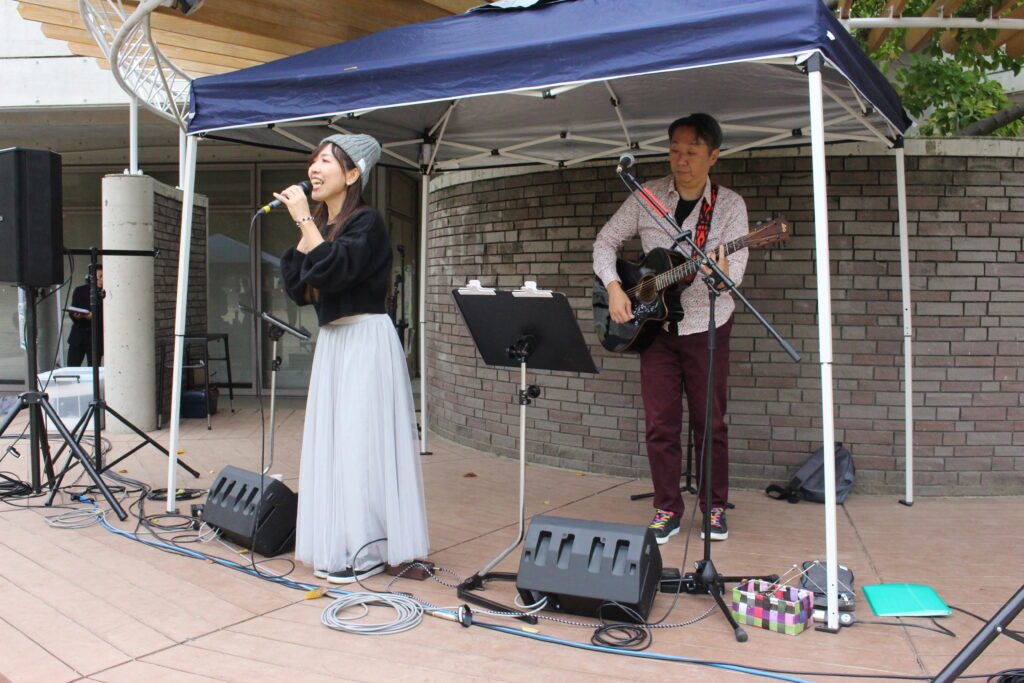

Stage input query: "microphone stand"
[
  {"left": 615, "top": 160, "right": 799, "bottom": 641},
  {"left": 239, "top": 304, "right": 311, "bottom": 474}
]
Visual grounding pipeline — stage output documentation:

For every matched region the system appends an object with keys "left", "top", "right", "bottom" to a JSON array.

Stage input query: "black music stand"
[{"left": 453, "top": 284, "right": 597, "bottom": 622}]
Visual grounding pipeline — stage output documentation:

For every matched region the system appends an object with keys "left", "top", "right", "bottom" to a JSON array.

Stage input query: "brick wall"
[
  {"left": 424, "top": 141, "right": 1024, "bottom": 497},
  {"left": 153, "top": 183, "right": 208, "bottom": 421}
]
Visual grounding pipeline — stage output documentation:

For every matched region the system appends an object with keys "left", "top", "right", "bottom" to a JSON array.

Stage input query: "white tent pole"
[
  {"left": 418, "top": 173, "right": 430, "bottom": 454},
  {"left": 807, "top": 54, "right": 841, "bottom": 633},
  {"left": 895, "top": 143, "right": 914, "bottom": 505},
  {"left": 178, "top": 128, "right": 188, "bottom": 187},
  {"left": 165, "top": 133, "right": 198, "bottom": 514},
  {"left": 129, "top": 96, "right": 139, "bottom": 175}
]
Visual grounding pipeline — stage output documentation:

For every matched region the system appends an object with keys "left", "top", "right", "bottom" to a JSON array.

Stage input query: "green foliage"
[{"left": 848, "top": 0, "right": 1024, "bottom": 136}]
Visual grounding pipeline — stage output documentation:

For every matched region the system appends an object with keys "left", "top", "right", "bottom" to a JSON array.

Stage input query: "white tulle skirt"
[{"left": 294, "top": 313, "right": 429, "bottom": 572}]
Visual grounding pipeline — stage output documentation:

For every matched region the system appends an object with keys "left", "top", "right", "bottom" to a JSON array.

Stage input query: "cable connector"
[{"left": 429, "top": 604, "right": 473, "bottom": 627}]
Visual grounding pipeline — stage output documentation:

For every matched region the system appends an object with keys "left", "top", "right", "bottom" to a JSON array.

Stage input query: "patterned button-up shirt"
[{"left": 593, "top": 175, "right": 749, "bottom": 337}]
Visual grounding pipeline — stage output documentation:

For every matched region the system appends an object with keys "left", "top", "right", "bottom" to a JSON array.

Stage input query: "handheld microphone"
[
  {"left": 616, "top": 153, "right": 636, "bottom": 173},
  {"left": 258, "top": 180, "right": 312, "bottom": 215}
]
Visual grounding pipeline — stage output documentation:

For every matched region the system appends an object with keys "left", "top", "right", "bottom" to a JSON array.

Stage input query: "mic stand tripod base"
[
  {"left": 659, "top": 562, "right": 780, "bottom": 643},
  {"left": 457, "top": 573, "right": 537, "bottom": 624}
]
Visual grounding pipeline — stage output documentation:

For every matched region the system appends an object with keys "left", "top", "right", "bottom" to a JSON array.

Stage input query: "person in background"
[{"left": 66, "top": 264, "right": 103, "bottom": 367}]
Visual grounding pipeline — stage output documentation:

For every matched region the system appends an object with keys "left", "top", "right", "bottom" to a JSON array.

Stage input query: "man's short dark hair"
[{"left": 668, "top": 113, "right": 723, "bottom": 151}]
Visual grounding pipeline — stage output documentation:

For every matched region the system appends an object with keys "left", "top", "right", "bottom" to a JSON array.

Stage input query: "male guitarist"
[{"left": 593, "top": 113, "right": 748, "bottom": 544}]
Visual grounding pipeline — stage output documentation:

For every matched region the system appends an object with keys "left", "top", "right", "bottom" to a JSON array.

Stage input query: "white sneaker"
[{"left": 326, "top": 563, "right": 386, "bottom": 584}]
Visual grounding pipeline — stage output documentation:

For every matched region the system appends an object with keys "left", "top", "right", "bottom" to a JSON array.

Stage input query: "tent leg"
[
  {"left": 166, "top": 134, "right": 198, "bottom": 514},
  {"left": 418, "top": 173, "right": 432, "bottom": 455},
  {"left": 129, "top": 96, "right": 139, "bottom": 175},
  {"left": 806, "top": 54, "right": 841, "bottom": 634},
  {"left": 895, "top": 142, "right": 914, "bottom": 506}
]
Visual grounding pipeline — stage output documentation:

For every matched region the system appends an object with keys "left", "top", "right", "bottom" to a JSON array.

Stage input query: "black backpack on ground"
[{"left": 765, "top": 443, "right": 855, "bottom": 504}]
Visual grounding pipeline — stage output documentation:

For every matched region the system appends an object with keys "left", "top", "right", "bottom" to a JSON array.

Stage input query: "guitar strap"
[{"left": 692, "top": 183, "right": 718, "bottom": 255}]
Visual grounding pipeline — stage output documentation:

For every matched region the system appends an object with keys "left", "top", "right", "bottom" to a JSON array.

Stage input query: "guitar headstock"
[{"left": 744, "top": 213, "right": 792, "bottom": 249}]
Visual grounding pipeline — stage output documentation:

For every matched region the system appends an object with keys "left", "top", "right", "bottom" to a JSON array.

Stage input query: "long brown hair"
[
  {"left": 303, "top": 141, "right": 369, "bottom": 303},
  {"left": 309, "top": 141, "right": 368, "bottom": 241}
]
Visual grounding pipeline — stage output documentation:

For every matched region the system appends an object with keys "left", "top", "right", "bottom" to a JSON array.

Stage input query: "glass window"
[
  {"left": 207, "top": 210, "right": 258, "bottom": 389},
  {"left": 258, "top": 209, "right": 319, "bottom": 391}
]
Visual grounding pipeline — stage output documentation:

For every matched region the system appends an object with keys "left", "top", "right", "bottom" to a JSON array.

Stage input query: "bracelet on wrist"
[{"left": 295, "top": 216, "right": 314, "bottom": 227}]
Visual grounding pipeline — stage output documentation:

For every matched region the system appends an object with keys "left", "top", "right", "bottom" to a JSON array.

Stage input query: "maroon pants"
[{"left": 639, "top": 317, "right": 732, "bottom": 516}]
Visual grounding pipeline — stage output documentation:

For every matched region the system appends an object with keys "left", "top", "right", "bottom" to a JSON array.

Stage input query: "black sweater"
[{"left": 280, "top": 208, "right": 392, "bottom": 326}]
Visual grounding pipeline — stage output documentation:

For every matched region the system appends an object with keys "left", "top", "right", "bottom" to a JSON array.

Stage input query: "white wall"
[{"left": 0, "top": 2, "right": 129, "bottom": 107}]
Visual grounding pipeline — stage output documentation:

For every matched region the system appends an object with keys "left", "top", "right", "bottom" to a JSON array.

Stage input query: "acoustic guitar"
[{"left": 592, "top": 214, "right": 791, "bottom": 353}]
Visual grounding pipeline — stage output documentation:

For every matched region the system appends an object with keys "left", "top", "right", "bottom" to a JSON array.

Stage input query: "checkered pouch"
[{"left": 730, "top": 580, "right": 814, "bottom": 636}]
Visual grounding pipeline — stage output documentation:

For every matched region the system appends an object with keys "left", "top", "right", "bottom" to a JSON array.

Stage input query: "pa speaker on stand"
[{"left": 0, "top": 147, "right": 63, "bottom": 286}]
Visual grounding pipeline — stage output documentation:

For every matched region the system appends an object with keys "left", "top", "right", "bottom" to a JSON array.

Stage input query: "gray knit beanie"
[{"left": 319, "top": 133, "right": 381, "bottom": 189}]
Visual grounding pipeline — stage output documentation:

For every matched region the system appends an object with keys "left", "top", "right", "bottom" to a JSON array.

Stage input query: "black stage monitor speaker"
[
  {"left": 516, "top": 515, "right": 662, "bottom": 623},
  {"left": 202, "top": 466, "right": 297, "bottom": 557},
  {"left": 0, "top": 147, "right": 63, "bottom": 286}
]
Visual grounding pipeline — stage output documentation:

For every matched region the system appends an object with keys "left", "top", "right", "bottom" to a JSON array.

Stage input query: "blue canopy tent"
[{"left": 168, "top": 0, "right": 915, "bottom": 631}]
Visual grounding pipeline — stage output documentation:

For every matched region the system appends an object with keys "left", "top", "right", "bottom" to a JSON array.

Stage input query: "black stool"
[{"left": 157, "top": 333, "right": 235, "bottom": 430}]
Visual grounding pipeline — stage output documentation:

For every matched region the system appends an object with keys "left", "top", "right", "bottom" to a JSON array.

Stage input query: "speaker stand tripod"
[
  {"left": 44, "top": 248, "right": 199, "bottom": 507},
  {"left": 451, "top": 284, "right": 597, "bottom": 623},
  {"left": 0, "top": 285, "right": 127, "bottom": 519}
]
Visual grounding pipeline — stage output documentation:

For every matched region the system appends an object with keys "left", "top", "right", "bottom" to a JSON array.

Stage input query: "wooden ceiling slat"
[
  {"left": 994, "top": 4, "right": 1024, "bottom": 49},
  {"left": 221, "top": 0, "right": 452, "bottom": 33},
  {"left": 151, "top": 4, "right": 361, "bottom": 50},
  {"left": 422, "top": 0, "right": 479, "bottom": 11},
  {"left": 64, "top": 39, "right": 218, "bottom": 76},
  {"left": 20, "top": 0, "right": 321, "bottom": 56},
  {"left": 995, "top": 0, "right": 1021, "bottom": 15},
  {"left": 1003, "top": 21, "right": 1024, "bottom": 57},
  {"left": 904, "top": 0, "right": 966, "bottom": 52},
  {"left": 19, "top": 5, "right": 295, "bottom": 65},
  {"left": 867, "top": 0, "right": 912, "bottom": 51},
  {"left": 144, "top": 12, "right": 318, "bottom": 56},
  {"left": 40, "top": 23, "right": 265, "bottom": 71}
]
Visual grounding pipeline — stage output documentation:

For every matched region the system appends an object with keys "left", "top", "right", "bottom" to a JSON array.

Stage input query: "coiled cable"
[{"left": 320, "top": 591, "right": 424, "bottom": 635}]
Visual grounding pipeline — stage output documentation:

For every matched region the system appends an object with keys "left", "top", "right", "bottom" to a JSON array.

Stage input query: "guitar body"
[
  {"left": 593, "top": 248, "right": 686, "bottom": 354},
  {"left": 592, "top": 214, "right": 793, "bottom": 354}
]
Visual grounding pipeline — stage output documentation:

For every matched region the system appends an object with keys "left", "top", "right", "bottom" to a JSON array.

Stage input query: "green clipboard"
[{"left": 862, "top": 583, "right": 952, "bottom": 617}]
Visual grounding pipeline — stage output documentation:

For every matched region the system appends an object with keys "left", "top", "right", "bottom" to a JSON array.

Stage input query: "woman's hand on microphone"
[{"left": 272, "top": 184, "right": 313, "bottom": 224}]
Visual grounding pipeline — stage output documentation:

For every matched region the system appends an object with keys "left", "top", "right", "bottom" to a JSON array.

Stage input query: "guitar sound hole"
[{"left": 637, "top": 277, "right": 658, "bottom": 304}]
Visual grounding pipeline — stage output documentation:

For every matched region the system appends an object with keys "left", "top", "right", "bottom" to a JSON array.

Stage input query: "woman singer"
[{"left": 276, "top": 133, "right": 429, "bottom": 584}]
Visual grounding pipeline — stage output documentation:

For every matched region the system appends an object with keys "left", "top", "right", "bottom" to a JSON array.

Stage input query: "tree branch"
[{"left": 956, "top": 100, "right": 1024, "bottom": 136}]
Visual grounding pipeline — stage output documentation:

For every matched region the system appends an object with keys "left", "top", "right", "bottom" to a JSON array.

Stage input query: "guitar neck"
[{"left": 654, "top": 237, "right": 745, "bottom": 291}]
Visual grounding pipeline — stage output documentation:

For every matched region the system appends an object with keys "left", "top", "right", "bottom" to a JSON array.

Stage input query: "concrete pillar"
[{"left": 102, "top": 174, "right": 156, "bottom": 432}]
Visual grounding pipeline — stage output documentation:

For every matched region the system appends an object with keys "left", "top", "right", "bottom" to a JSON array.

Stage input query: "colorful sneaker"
[
  {"left": 327, "top": 563, "right": 386, "bottom": 585},
  {"left": 313, "top": 568, "right": 330, "bottom": 579},
  {"left": 701, "top": 507, "right": 728, "bottom": 541},
  {"left": 648, "top": 508, "right": 680, "bottom": 545}
]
